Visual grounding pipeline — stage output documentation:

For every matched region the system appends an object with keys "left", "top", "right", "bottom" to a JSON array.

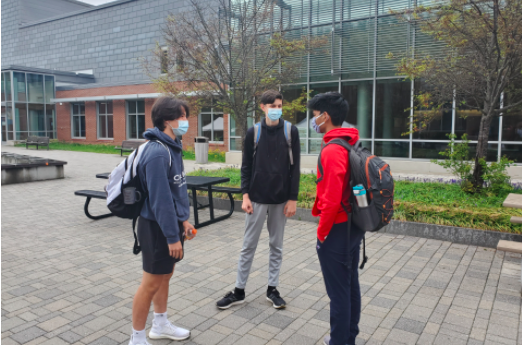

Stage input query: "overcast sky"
[{"left": 77, "top": 0, "right": 116, "bottom": 5}]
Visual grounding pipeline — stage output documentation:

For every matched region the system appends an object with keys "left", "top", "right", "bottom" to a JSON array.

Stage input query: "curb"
[{"left": 191, "top": 196, "right": 522, "bottom": 249}]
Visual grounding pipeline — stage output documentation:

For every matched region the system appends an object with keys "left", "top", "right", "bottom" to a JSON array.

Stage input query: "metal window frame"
[
  {"left": 70, "top": 102, "right": 86, "bottom": 139},
  {"left": 126, "top": 100, "right": 145, "bottom": 140}
]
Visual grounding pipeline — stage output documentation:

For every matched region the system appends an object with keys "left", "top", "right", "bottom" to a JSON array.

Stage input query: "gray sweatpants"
[{"left": 235, "top": 201, "right": 287, "bottom": 289}]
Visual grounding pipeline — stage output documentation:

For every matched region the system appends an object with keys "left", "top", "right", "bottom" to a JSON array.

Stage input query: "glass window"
[
  {"left": 341, "top": 80, "right": 373, "bottom": 139},
  {"left": 412, "top": 81, "right": 452, "bottom": 140},
  {"left": 412, "top": 142, "right": 449, "bottom": 159},
  {"left": 1, "top": 73, "right": 5, "bottom": 102},
  {"left": 281, "top": 85, "right": 308, "bottom": 147},
  {"left": 468, "top": 143, "right": 498, "bottom": 162},
  {"left": 199, "top": 108, "right": 224, "bottom": 142},
  {"left": 456, "top": 96, "right": 499, "bottom": 141},
  {"left": 15, "top": 103, "right": 28, "bottom": 133},
  {"left": 340, "top": 19, "right": 375, "bottom": 80},
  {"left": 27, "top": 74, "right": 44, "bottom": 103},
  {"left": 71, "top": 103, "right": 86, "bottom": 138},
  {"left": 44, "top": 76, "right": 54, "bottom": 104},
  {"left": 5, "top": 72, "right": 12, "bottom": 101},
  {"left": 46, "top": 105, "right": 55, "bottom": 139},
  {"left": 309, "top": 83, "right": 339, "bottom": 142},
  {"left": 374, "top": 141, "right": 409, "bottom": 158},
  {"left": 3, "top": 104, "right": 14, "bottom": 140},
  {"left": 13, "top": 72, "right": 26, "bottom": 102},
  {"left": 501, "top": 104, "right": 522, "bottom": 143},
  {"left": 375, "top": 80, "right": 411, "bottom": 139},
  {"left": 28, "top": 104, "right": 46, "bottom": 136},
  {"left": 502, "top": 144, "right": 522, "bottom": 164},
  {"left": 127, "top": 100, "right": 145, "bottom": 139},
  {"left": 376, "top": 17, "right": 410, "bottom": 77},
  {"left": 98, "top": 101, "right": 113, "bottom": 139}
]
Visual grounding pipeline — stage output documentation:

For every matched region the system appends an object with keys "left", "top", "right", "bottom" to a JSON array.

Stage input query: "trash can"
[{"left": 194, "top": 137, "right": 209, "bottom": 164}]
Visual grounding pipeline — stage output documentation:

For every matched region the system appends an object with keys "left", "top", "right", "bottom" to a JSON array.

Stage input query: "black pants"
[
  {"left": 138, "top": 217, "right": 184, "bottom": 275},
  {"left": 316, "top": 221, "right": 364, "bottom": 345}
]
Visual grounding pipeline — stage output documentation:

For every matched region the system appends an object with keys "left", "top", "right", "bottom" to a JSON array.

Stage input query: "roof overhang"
[
  {"left": 51, "top": 93, "right": 162, "bottom": 103},
  {"left": 2, "top": 65, "right": 95, "bottom": 85}
]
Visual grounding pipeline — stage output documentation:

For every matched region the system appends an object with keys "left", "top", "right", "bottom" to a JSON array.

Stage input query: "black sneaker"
[
  {"left": 216, "top": 291, "right": 245, "bottom": 310},
  {"left": 266, "top": 289, "right": 286, "bottom": 309}
]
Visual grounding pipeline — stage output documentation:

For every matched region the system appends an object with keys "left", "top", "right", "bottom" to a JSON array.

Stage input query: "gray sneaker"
[{"left": 323, "top": 335, "right": 331, "bottom": 345}]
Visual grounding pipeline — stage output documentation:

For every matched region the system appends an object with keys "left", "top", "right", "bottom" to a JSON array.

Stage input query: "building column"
[
  {"left": 382, "top": 83, "right": 393, "bottom": 156},
  {"left": 357, "top": 83, "right": 371, "bottom": 139}
]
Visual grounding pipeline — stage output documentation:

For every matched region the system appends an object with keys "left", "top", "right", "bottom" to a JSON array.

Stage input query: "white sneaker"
[
  {"left": 128, "top": 335, "right": 152, "bottom": 345},
  {"left": 149, "top": 320, "right": 191, "bottom": 341}
]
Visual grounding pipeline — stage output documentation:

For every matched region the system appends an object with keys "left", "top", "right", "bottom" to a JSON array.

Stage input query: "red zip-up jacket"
[{"left": 312, "top": 128, "right": 359, "bottom": 242}]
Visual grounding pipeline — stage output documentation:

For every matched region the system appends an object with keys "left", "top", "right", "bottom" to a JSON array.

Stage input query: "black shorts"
[{"left": 137, "top": 217, "right": 184, "bottom": 275}]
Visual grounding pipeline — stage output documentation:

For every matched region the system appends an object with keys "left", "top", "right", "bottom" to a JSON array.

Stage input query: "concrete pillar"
[
  {"left": 357, "top": 83, "right": 370, "bottom": 138},
  {"left": 382, "top": 83, "right": 393, "bottom": 156}
]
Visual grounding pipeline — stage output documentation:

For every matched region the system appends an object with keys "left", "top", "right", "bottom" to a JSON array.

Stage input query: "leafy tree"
[
  {"left": 142, "top": 0, "right": 326, "bottom": 141},
  {"left": 390, "top": 0, "right": 522, "bottom": 189}
]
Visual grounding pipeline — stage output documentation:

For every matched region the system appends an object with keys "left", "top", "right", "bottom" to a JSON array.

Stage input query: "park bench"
[
  {"left": 74, "top": 190, "right": 113, "bottom": 220},
  {"left": 25, "top": 136, "right": 50, "bottom": 150},
  {"left": 115, "top": 140, "right": 144, "bottom": 156}
]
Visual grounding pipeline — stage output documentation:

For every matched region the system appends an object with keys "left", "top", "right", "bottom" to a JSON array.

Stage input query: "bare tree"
[
  {"left": 390, "top": 0, "right": 522, "bottom": 189},
  {"left": 143, "top": 0, "right": 325, "bottom": 141}
]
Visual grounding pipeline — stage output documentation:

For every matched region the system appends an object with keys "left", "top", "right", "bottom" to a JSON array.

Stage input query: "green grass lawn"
[
  {"left": 17, "top": 142, "right": 226, "bottom": 163},
  {"left": 188, "top": 167, "right": 522, "bottom": 233}
]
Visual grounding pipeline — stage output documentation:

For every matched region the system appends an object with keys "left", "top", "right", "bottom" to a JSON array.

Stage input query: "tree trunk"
[
  {"left": 234, "top": 112, "right": 249, "bottom": 150},
  {"left": 472, "top": 114, "right": 494, "bottom": 189}
]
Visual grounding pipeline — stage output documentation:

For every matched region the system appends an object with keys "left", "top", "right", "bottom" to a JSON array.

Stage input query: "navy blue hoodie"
[{"left": 138, "top": 127, "right": 190, "bottom": 244}]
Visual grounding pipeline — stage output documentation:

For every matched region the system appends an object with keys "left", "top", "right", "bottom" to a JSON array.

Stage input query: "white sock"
[
  {"left": 131, "top": 328, "right": 146, "bottom": 344},
  {"left": 154, "top": 312, "right": 168, "bottom": 326}
]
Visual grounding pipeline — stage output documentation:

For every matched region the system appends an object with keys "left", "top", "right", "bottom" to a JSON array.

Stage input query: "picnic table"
[{"left": 92, "top": 173, "right": 238, "bottom": 228}]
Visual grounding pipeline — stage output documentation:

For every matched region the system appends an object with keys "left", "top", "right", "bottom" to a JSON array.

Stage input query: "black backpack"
[
  {"left": 105, "top": 140, "right": 171, "bottom": 254},
  {"left": 317, "top": 139, "right": 394, "bottom": 268}
]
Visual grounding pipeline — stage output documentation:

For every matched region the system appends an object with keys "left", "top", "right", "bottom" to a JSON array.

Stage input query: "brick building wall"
[{"left": 55, "top": 83, "right": 229, "bottom": 152}]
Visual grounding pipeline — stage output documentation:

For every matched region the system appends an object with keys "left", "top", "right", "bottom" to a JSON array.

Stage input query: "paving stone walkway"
[{"left": 2, "top": 146, "right": 522, "bottom": 345}]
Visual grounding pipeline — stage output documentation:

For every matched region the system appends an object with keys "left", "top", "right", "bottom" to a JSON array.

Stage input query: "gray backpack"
[{"left": 317, "top": 139, "right": 394, "bottom": 268}]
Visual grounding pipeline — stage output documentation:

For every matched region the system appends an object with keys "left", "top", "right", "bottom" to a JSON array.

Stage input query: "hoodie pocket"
[{"left": 250, "top": 171, "right": 285, "bottom": 203}]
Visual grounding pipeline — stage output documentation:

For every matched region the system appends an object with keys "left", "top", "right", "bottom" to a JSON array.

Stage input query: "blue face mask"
[
  {"left": 310, "top": 113, "right": 326, "bottom": 133},
  {"left": 267, "top": 108, "right": 282, "bottom": 121},
  {"left": 170, "top": 120, "right": 189, "bottom": 136}
]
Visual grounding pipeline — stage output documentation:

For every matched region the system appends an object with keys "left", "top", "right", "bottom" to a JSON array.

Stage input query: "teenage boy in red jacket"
[{"left": 308, "top": 92, "right": 364, "bottom": 345}]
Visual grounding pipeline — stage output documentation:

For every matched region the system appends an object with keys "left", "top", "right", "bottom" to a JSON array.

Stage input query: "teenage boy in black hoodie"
[{"left": 216, "top": 90, "right": 301, "bottom": 309}]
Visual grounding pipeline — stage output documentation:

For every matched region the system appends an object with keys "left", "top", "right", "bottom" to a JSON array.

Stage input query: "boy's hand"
[
  {"left": 242, "top": 194, "right": 254, "bottom": 214},
  {"left": 284, "top": 200, "right": 297, "bottom": 218}
]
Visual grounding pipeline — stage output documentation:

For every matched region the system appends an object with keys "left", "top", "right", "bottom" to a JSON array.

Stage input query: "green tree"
[
  {"left": 143, "top": 0, "right": 325, "bottom": 141},
  {"left": 390, "top": 0, "right": 522, "bottom": 190}
]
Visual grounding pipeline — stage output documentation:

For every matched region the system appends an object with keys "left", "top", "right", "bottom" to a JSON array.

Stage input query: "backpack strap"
[
  {"left": 316, "top": 138, "right": 354, "bottom": 184},
  {"left": 253, "top": 123, "right": 261, "bottom": 158},
  {"left": 153, "top": 140, "right": 172, "bottom": 167},
  {"left": 284, "top": 120, "right": 294, "bottom": 165}
]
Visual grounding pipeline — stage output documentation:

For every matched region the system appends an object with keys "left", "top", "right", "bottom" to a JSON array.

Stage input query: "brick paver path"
[{"left": 2, "top": 146, "right": 522, "bottom": 345}]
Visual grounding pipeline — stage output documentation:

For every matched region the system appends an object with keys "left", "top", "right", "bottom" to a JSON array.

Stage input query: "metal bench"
[
  {"left": 74, "top": 190, "right": 113, "bottom": 220},
  {"left": 25, "top": 136, "right": 50, "bottom": 150},
  {"left": 114, "top": 140, "right": 143, "bottom": 156}
]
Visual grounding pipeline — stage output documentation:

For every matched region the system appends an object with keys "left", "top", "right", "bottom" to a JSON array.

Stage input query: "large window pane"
[
  {"left": 501, "top": 110, "right": 522, "bottom": 142},
  {"left": 44, "top": 76, "right": 54, "bottom": 104},
  {"left": 46, "top": 105, "right": 55, "bottom": 139},
  {"left": 412, "top": 81, "right": 452, "bottom": 140},
  {"left": 468, "top": 144, "right": 498, "bottom": 162},
  {"left": 412, "top": 142, "right": 449, "bottom": 159},
  {"left": 127, "top": 101, "right": 145, "bottom": 139},
  {"left": 72, "top": 103, "right": 85, "bottom": 138},
  {"left": 374, "top": 141, "right": 409, "bottom": 158},
  {"left": 4, "top": 104, "right": 14, "bottom": 139},
  {"left": 5, "top": 72, "right": 12, "bottom": 101},
  {"left": 98, "top": 101, "right": 113, "bottom": 139},
  {"left": 456, "top": 95, "right": 499, "bottom": 141},
  {"left": 1, "top": 73, "right": 5, "bottom": 102},
  {"left": 375, "top": 80, "right": 410, "bottom": 139},
  {"left": 73, "top": 116, "right": 80, "bottom": 137},
  {"left": 213, "top": 114, "right": 224, "bottom": 141},
  {"left": 12, "top": 72, "right": 26, "bottom": 102},
  {"left": 309, "top": 83, "right": 339, "bottom": 139},
  {"left": 80, "top": 116, "right": 86, "bottom": 137},
  {"left": 27, "top": 74, "right": 44, "bottom": 103},
  {"left": 341, "top": 80, "right": 373, "bottom": 139},
  {"left": 107, "top": 115, "right": 113, "bottom": 138},
  {"left": 308, "top": 139, "right": 322, "bottom": 154},
  {"left": 28, "top": 104, "right": 45, "bottom": 136},
  {"left": 502, "top": 145, "right": 522, "bottom": 163},
  {"left": 376, "top": 17, "right": 410, "bottom": 78},
  {"left": 230, "top": 137, "right": 242, "bottom": 151},
  {"left": 129, "top": 115, "right": 137, "bottom": 139},
  {"left": 281, "top": 85, "right": 308, "bottom": 141},
  {"left": 200, "top": 113, "right": 212, "bottom": 140},
  {"left": 99, "top": 115, "right": 107, "bottom": 138},
  {"left": 15, "top": 103, "right": 28, "bottom": 132}
]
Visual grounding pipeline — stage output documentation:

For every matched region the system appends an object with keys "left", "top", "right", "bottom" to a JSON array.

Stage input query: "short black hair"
[
  {"left": 307, "top": 92, "right": 349, "bottom": 126},
  {"left": 260, "top": 90, "right": 283, "bottom": 105},
  {"left": 151, "top": 96, "right": 189, "bottom": 131}
]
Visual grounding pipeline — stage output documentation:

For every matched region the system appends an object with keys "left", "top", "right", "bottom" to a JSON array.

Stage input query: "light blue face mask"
[
  {"left": 170, "top": 120, "right": 189, "bottom": 136},
  {"left": 267, "top": 108, "right": 282, "bottom": 121}
]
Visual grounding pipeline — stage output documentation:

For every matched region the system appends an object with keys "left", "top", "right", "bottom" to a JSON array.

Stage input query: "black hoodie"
[{"left": 241, "top": 119, "right": 300, "bottom": 204}]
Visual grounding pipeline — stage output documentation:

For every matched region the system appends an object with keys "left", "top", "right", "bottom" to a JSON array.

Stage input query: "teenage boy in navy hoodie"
[
  {"left": 308, "top": 92, "right": 363, "bottom": 345},
  {"left": 128, "top": 97, "right": 195, "bottom": 345}
]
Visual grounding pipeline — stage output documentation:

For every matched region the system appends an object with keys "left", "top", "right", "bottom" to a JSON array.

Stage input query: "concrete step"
[
  {"left": 511, "top": 216, "right": 522, "bottom": 224},
  {"left": 497, "top": 240, "right": 522, "bottom": 253},
  {"left": 504, "top": 193, "right": 522, "bottom": 209}
]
